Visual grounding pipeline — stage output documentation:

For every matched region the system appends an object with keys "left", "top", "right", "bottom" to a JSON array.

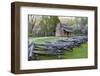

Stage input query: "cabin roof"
[{"left": 61, "top": 24, "right": 73, "bottom": 32}]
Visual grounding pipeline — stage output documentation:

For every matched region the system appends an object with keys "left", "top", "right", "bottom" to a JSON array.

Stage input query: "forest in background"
[{"left": 28, "top": 15, "right": 88, "bottom": 37}]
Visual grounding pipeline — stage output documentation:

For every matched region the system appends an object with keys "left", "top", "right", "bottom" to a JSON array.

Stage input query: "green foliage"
[
  {"left": 66, "top": 17, "right": 88, "bottom": 26},
  {"left": 66, "top": 19, "right": 76, "bottom": 26},
  {"left": 80, "top": 17, "right": 88, "bottom": 26},
  {"left": 38, "top": 16, "right": 60, "bottom": 36}
]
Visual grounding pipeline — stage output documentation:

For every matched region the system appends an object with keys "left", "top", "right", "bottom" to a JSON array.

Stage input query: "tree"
[
  {"left": 28, "top": 15, "right": 36, "bottom": 34},
  {"left": 38, "top": 16, "right": 60, "bottom": 36},
  {"left": 73, "top": 17, "right": 88, "bottom": 35}
]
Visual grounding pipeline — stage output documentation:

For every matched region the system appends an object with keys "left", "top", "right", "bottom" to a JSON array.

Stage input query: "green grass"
[
  {"left": 32, "top": 36, "right": 66, "bottom": 44},
  {"left": 62, "top": 43, "right": 88, "bottom": 59},
  {"left": 31, "top": 36, "right": 88, "bottom": 60}
]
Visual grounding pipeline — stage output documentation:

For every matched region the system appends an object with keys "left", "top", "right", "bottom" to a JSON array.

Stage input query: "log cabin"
[{"left": 56, "top": 23, "right": 73, "bottom": 37}]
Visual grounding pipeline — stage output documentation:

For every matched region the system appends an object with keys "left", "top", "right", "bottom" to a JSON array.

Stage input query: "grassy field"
[
  {"left": 62, "top": 43, "right": 88, "bottom": 59},
  {"left": 32, "top": 36, "right": 67, "bottom": 44},
  {"left": 31, "top": 36, "right": 88, "bottom": 60}
]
